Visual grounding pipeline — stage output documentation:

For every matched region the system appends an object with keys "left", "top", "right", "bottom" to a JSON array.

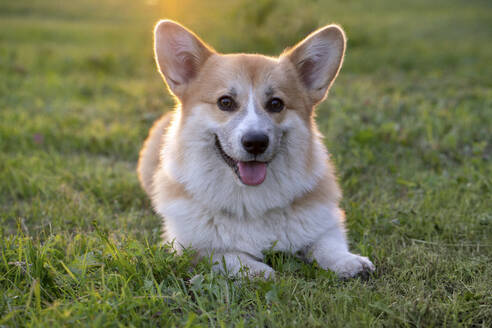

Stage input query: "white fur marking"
[{"left": 238, "top": 89, "right": 260, "bottom": 132}]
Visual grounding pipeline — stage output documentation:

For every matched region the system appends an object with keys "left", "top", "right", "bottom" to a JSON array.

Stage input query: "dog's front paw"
[
  {"left": 241, "top": 262, "right": 276, "bottom": 280},
  {"left": 330, "top": 253, "right": 375, "bottom": 279},
  {"left": 213, "top": 253, "right": 275, "bottom": 280}
]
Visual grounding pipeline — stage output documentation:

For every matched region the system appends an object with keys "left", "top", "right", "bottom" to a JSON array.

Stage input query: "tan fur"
[
  {"left": 137, "top": 112, "right": 172, "bottom": 196},
  {"left": 282, "top": 25, "right": 346, "bottom": 105},
  {"left": 292, "top": 160, "right": 342, "bottom": 210},
  {"left": 154, "top": 21, "right": 214, "bottom": 98},
  {"left": 153, "top": 168, "right": 191, "bottom": 203},
  {"left": 180, "top": 54, "right": 313, "bottom": 121}
]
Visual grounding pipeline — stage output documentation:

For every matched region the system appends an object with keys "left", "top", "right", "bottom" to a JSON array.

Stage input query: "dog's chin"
[{"left": 214, "top": 135, "right": 268, "bottom": 186}]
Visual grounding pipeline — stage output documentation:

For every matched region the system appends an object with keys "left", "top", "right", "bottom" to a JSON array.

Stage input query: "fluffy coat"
[{"left": 137, "top": 20, "right": 375, "bottom": 278}]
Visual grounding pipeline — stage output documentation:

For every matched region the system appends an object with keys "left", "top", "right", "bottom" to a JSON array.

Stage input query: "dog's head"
[{"left": 154, "top": 20, "right": 345, "bottom": 188}]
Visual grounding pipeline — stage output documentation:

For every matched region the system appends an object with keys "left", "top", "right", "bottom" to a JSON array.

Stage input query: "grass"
[{"left": 1, "top": 0, "right": 491, "bottom": 326}]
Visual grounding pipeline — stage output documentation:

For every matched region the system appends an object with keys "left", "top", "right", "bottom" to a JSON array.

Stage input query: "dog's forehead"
[
  {"left": 202, "top": 54, "right": 285, "bottom": 91},
  {"left": 183, "top": 52, "right": 311, "bottom": 121}
]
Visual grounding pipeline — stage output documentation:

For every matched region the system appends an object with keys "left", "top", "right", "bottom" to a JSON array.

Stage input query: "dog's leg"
[
  {"left": 211, "top": 252, "right": 275, "bottom": 279},
  {"left": 307, "top": 222, "right": 375, "bottom": 279}
]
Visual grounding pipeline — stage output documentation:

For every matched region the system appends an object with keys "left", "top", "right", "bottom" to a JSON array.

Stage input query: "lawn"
[{"left": 1, "top": 0, "right": 491, "bottom": 326}]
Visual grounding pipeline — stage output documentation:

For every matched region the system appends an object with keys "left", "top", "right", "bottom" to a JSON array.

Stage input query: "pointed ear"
[
  {"left": 283, "top": 25, "right": 346, "bottom": 104},
  {"left": 154, "top": 20, "right": 214, "bottom": 98}
]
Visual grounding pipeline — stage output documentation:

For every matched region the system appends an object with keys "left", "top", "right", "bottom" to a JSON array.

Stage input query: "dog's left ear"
[
  {"left": 154, "top": 20, "right": 214, "bottom": 98},
  {"left": 282, "top": 25, "right": 346, "bottom": 104}
]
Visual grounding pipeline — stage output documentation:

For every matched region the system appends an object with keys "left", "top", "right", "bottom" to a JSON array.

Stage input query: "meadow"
[{"left": 1, "top": 0, "right": 491, "bottom": 326}]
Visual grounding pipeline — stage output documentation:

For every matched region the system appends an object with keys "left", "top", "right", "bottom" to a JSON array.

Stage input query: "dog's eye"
[
  {"left": 217, "top": 96, "right": 237, "bottom": 112},
  {"left": 265, "top": 98, "right": 284, "bottom": 113}
]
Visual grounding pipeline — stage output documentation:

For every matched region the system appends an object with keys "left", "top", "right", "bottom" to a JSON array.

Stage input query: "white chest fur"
[{"left": 157, "top": 197, "right": 342, "bottom": 259}]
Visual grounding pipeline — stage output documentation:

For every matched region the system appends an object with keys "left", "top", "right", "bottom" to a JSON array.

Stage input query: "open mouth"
[{"left": 215, "top": 135, "right": 267, "bottom": 186}]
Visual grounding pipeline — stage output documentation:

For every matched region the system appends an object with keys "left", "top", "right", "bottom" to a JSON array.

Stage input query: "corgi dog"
[{"left": 138, "top": 20, "right": 375, "bottom": 279}]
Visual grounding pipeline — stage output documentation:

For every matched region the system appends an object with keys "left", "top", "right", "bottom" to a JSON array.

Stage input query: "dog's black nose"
[{"left": 242, "top": 132, "right": 269, "bottom": 155}]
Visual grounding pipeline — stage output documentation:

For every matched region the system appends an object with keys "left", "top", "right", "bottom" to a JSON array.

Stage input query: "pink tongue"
[{"left": 237, "top": 161, "right": 267, "bottom": 186}]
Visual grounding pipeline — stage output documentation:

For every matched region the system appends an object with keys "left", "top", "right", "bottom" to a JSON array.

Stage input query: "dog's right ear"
[
  {"left": 282, "top": 25, "right": 346, "bottom": 105},
  {"left": 154, "top": 20, "right": 214, "bottom": 98}
]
